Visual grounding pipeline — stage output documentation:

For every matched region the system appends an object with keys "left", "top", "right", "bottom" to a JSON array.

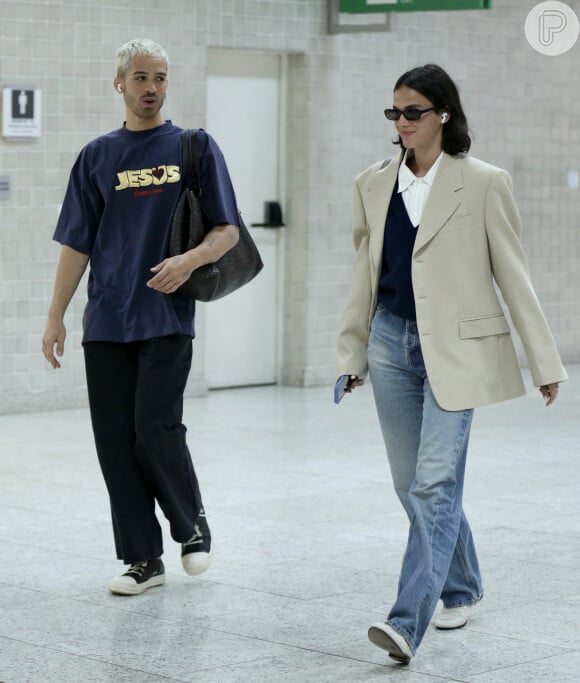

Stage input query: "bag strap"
[{"left": 181, "top": 129, "right": 202, "bottom": 198}]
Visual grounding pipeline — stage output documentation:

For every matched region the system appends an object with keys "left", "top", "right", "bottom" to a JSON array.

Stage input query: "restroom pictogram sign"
[
  {"left": 12, "top": 89, "right": 34, "bottom": 118},
  {"left": 2, "top": 87, "right": 42, "bottom": 138}
]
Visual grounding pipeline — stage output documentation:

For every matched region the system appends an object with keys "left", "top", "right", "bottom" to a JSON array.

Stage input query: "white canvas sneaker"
[
  {"left": 107, "top": 559, "right": 165, "bottom": 596},
  {"left": 368, "top": 622, "right": 413, "bottom": 664},
  {"left": 434, "top": 604, "right": 472, "bottom": 630},
  {"left": 181, "top": 508, "right": 212, "bottom": 576}
]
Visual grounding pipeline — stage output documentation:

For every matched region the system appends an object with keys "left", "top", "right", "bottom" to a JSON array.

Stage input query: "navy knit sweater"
[{"left": 377, "top": 180, "right": 418, "bottom": 320}]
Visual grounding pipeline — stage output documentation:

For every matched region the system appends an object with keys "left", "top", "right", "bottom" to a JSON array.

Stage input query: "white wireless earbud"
[
  {"left": 441, "top": 113, "right": 448, "bottom": 123},
  {"left": 117, "top": 84, "right": 123, "bottom": 93}
]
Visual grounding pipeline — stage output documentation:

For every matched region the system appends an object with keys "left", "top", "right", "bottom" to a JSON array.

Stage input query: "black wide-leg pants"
[{"left": 84, "top": 334, "right": 202, "bottom": 564}]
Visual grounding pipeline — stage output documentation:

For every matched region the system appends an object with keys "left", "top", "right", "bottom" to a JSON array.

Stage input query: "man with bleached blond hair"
[{"left": 43, "top": 39, "right": 240, "bottom": 594}]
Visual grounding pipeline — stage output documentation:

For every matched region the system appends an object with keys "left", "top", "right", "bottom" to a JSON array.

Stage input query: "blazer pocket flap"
[{"left": 459, "top": 314, "right": 510, "bottom": 339}]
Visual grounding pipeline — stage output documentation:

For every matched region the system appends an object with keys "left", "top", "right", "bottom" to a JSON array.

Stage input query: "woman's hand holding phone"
[{"left": 334, "top": 374, "right": 364, "bottom": 404}]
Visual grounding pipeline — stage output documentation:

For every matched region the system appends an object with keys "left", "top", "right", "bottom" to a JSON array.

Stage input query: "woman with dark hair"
[{"left": 336, "top": 64, "right": 566, "bottom": 663}]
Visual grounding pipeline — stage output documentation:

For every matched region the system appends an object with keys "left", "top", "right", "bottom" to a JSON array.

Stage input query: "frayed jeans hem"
[
  {"left": 442, "top": 594, "right": 484, "bottom": 610},
  {"left": 386, "top": 620, "right": 415, "bottom": 655}
]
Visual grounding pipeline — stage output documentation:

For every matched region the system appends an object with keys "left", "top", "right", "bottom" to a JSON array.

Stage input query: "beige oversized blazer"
[{"left": 337, "top": 151, "right": 567, "bottom": 411}]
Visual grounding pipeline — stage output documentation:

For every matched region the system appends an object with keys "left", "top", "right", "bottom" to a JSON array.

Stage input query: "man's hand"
[
  {"left": 41, "top": 245, "right": 89, "bottom": 368},
  {"left": 147, "top": 254, "right": 196, "bottom": 294},
  {"left": 42, "top": 318, "right": 66, "bottom": 369},
  {"left": 148, "top": 223, "right": 239, "bottom": 294}
]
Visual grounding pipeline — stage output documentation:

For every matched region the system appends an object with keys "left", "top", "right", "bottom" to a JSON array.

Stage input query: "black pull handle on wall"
[{"left": 252, "top": 201, "right": 285, "bottom": 228}]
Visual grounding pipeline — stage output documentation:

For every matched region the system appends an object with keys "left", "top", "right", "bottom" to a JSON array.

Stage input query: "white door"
[{"left": 204, "top": 49, "right": 284, "bottom": 388}]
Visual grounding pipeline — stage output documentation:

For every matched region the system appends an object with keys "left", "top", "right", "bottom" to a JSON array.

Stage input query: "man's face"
[{"left": 116, "top": 55, "right": 168, "bottom": 124}]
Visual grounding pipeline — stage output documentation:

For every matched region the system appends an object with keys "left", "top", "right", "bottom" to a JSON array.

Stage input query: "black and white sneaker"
[
  {"left": 181, "top": 508, "right": 212, "bottom": 576},
  {"left": 108, "top": 559, "right": 165, "bottom": 595}
]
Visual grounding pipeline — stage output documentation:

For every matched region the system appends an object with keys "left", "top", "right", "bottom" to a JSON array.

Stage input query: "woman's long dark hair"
[{"left": 393, "top": 64, "right": 471, "bottom": 156}]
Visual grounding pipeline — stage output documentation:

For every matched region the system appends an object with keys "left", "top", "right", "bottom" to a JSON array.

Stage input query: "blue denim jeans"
[{"left": 367, "top": 305, "right": 483, "bottom": 654}]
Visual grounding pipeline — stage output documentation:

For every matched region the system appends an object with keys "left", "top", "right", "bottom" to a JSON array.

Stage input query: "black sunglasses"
[{"left": 384, "top": 106, "right": 437, "bottom": 121}]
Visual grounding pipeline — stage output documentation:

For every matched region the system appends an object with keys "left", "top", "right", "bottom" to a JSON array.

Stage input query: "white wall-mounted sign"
[{"left": 2, "top": 88, "right": 42, "bottom": 138}]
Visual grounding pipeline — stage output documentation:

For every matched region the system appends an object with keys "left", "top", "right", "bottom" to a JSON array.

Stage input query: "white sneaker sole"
[
  {"left": 434, "top": 605, "right": 474, "bottom": 630},
  {"left": 368, "top": 623, "right": 412, "bottom": 664},
  {"left": 182, "top": 550, "right": 212, "bottom": 576},
  {"left": 108, "top": 573, "right": 165, "bottom": 596}
]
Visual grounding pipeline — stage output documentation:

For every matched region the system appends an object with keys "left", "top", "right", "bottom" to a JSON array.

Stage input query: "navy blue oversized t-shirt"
[{"left": 54, "top": 122, "right": 239, "bottom": 342}]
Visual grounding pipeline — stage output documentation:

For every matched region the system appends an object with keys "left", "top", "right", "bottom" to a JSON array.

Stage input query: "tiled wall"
[{"left": 1, "top": 0, "right": 578, "bottom": 412}]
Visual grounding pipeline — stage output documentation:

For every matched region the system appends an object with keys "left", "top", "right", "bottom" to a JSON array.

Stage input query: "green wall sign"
[{"left": 340, "top": 0, "right": 491, "bottom": 12}]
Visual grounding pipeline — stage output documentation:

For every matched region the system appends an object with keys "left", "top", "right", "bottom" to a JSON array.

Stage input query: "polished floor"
[{"left": 0, "top": 365, "right": 578, "bottom": 683}]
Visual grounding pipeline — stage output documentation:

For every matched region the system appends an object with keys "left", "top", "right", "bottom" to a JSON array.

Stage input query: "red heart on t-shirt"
[{"left": 152, "top": 167, "right": 165, "bottom": 180}]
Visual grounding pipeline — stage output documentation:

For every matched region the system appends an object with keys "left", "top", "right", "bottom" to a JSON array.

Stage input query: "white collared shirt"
[{"left": 397, "top": 151, "right": 443, "bottom": 227}]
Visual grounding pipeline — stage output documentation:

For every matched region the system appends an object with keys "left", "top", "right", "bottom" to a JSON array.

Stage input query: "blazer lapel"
[
  {"left": 361, "top": 154, "right": 402, "bottom": 274},
  {"left": 414, "top": 153, "right": 464, "bottom": 253}
]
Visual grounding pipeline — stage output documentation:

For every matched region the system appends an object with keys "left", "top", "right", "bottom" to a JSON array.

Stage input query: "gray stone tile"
[
  {"left": 191, "top": 649, "right": 457, "bottom": 683},
  {"left": 467, "top": 593, "right": 580, "bottom": 650},
  {"left": 0, "top": 541, "right": 128, "bottom": 598},
  {"left": 190, "top": 597, "right": 383, "bottom": 649},
  {"left": 465, "top": 650, "right": 580, "bottom": 683},
  {"left": 311, "top": 581, "right": 400, "bottom": 615},
  {"left": 198, "top": 553, "right": 394, "bottom": 600},
  {"left": 0, "top": 588, "right": 291, "bottom": 680},
  {"left": 0, "top": 366, "right": 578, "bottom": 682},
  {"left": 319, "top": 629, "right": 566, "bottom": 679},
  {"left": 476, "top": 555, "right": 580, "bottom": 602},
  {"left": 76, "top": 579, "right": 301, "bottom": 622},
  {"left": 475, "top": 526, "right": 580, "bottom": 570},
  {"left": 0, "top": 635, "right": 185, "bottom": 683}
]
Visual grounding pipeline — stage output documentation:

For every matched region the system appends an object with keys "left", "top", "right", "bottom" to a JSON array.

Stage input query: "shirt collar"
[{"left": 398, "top": 151, "right": 444, "bottom": 192}]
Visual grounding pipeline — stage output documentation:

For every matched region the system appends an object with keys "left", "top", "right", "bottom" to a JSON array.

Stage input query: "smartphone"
[{"left": 334, "top": 374, "right": 350, "bottom": 404}]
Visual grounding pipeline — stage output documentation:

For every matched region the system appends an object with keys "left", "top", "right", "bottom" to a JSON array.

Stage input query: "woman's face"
[{"left": 392, "top": 86, "right": 444, "bottom": 154}]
